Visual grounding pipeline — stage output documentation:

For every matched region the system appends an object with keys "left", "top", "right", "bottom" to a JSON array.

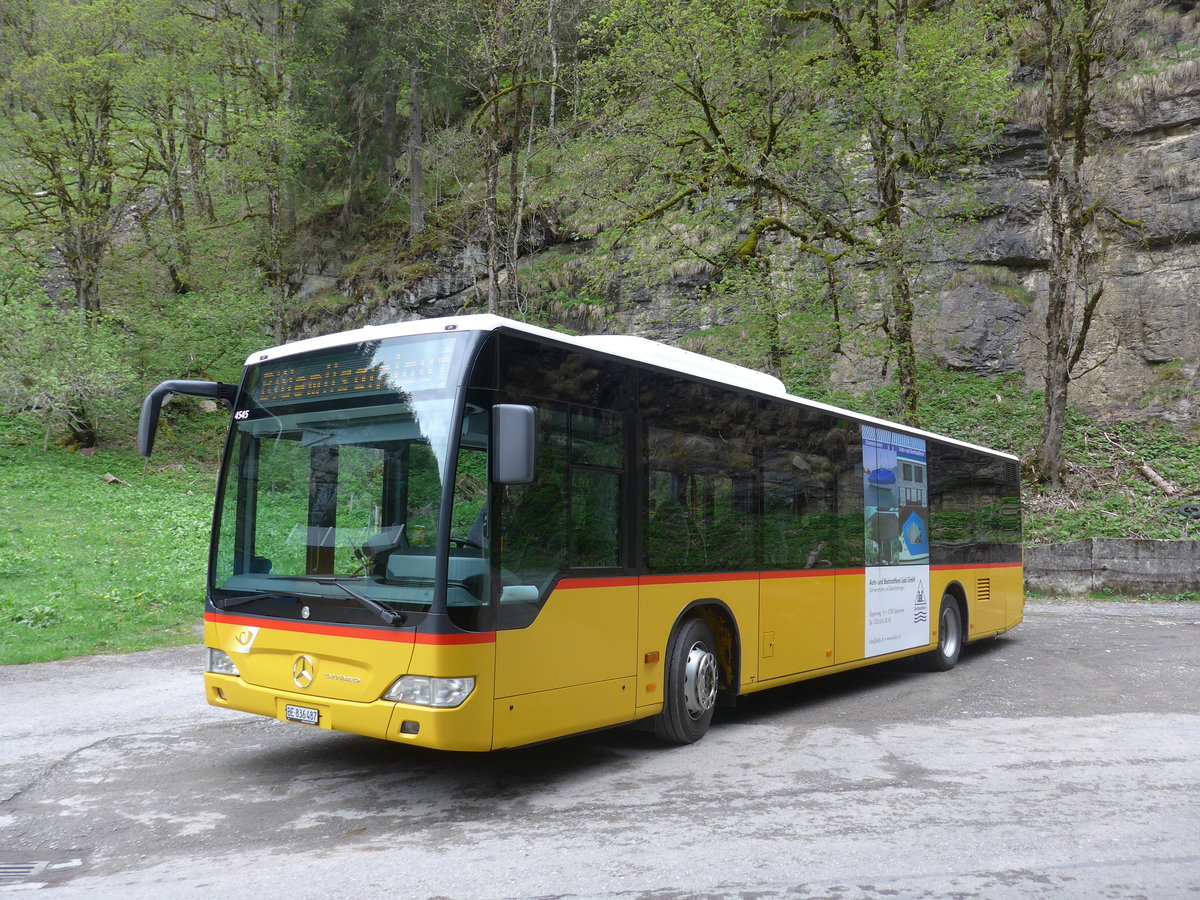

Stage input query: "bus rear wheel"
[
  {"left": 921, "top": 594, "right": 963, "bottom": 672},
  {"left": 654, "top": 617, "right": 719, "bottom": 744}
]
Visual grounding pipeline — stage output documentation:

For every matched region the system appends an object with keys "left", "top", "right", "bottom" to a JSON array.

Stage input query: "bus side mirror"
[
  {"left": 138, "top": 380, "right": 238, "bottom": 457},
  {"left": 492, "top": 404, "right": 536, "bottom": 485}
]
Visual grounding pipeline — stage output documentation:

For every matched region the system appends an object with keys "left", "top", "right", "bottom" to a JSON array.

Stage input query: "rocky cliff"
[
  {"left": 927, "top": 56, "right": 1200, "bottom": 427},
  {"left": 291, "top": 59, "right": 1200, "bottom": 428}
]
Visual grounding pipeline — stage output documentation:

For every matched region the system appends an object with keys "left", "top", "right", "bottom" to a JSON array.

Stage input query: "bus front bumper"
[{"left": 204, "top": 673, "right": 495, "bottom": 752}]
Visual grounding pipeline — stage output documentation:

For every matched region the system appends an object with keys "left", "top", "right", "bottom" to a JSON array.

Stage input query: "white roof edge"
[
  {"left": 575, "top": 333, "right": 788, "bottom": 397},
  {"left": 779, "top": 394, "right": 1020, "bottom": 462},
  {"left": 245, "top": 313, "right": 1017, "bottom": 461},
  {"left": 242, "top": 314, "right": 516, "bottom": 366}
]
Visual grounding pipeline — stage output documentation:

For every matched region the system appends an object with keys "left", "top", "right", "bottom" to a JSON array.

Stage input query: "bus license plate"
[{"left": 285, "top": 704, "right": 320, "bottom": 726}]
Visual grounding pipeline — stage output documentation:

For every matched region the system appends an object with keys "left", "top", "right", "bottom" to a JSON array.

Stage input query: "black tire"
[
  {"left": 653, "top": 617, "right": 720, "bottom": 744},
  {"left": 920, "top": 594, "right": 963, "bottom": 672}
]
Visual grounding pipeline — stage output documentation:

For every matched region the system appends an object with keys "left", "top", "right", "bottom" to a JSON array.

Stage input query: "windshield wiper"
[
  {"left": 213, "top": 590, "right": 323, "bottom": 611},
  {"left": 315, "top": 578, "right": 406, "bottom": 626}
]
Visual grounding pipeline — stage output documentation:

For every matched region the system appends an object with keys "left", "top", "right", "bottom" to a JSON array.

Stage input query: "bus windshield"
[{"left": 210, "top": 333, "right": 488, "bottom": 619}]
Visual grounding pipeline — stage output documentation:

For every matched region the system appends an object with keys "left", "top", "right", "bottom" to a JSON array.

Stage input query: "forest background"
[{"left": 1, "top": 0, "right": 1198, "bottom": 661}]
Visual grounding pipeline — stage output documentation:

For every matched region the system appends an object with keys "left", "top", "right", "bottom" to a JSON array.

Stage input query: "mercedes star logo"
[{"left": 292, "top": 655, "right": 315, "bottom": 689}]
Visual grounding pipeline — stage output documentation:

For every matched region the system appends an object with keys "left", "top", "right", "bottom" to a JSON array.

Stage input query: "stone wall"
[{"left": 1025, "top": 539, "right": 1200, "bottom": 596}]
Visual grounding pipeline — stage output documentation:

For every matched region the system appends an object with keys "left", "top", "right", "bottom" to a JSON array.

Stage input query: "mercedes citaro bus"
[{"left": 139, "top": 314, "right": 1022, "bottom": 751}]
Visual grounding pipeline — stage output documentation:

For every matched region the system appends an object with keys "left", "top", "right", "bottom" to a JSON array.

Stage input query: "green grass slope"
[{"left": 0, "top": 415, "right": 214, "bottom": 664}]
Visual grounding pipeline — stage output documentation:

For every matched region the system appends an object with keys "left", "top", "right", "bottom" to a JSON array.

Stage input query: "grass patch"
[
  {"left": 1026, "top": 418, "right": 1200, "bottom": 543},
  {"left": 0, "top": 414, "right": 215, "bottom": 664}
]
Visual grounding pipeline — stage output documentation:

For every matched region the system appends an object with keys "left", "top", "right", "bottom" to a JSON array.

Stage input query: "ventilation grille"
[
  {"left": 977, "top": 578, "right": 991, "bottom": 603},
  {"left": 1, "top": 862, "right": 46, "bottom": 887}
]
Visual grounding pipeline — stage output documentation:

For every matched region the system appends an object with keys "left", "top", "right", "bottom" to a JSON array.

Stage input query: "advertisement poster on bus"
[{"left": 862, "top": 425, "right": 931, "bottom": 657}]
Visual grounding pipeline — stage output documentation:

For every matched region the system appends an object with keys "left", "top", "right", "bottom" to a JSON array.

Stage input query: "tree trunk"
[
  {"left": 379, "top": 77, "right": 398, "bottom": 194},
  {"left": 1035, "top": 0, "right": 1102, "bottom": 489},
  {"left": 408, "top": 65, "right": 425, "bottom": 242},
  {"left": 876, "top": 141, "right": 920, "bottom": 428},
  {"left": 339, "top": 143, "right": 362, "bottom": 236},
  {"left": 163, "top": 119, "right": 193, "bottom": 288},
  {"left": 891, "top": 272, "right": 920, "bottom": 428},
  {"left": 504, "top": 81, "right": 526, "bottom": 309},
  {"left": 484, "top": 71, "right": 502, "bottom": 314},
  {"left": 1037, "top": 137, "right": 1076, "bottom": 488},
  {"left": 183, "top": 89, "right": 216, "bottom": 221},
  {"left": 547, "top": 0, "right": 559, "bottom": 137}
]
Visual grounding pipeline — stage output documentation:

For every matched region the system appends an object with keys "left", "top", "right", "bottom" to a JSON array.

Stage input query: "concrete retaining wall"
[{"left": 1025, "top": 539, "right": 1200, "bottom": 596}]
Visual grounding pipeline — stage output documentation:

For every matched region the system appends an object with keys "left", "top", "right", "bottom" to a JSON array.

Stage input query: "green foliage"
[
  {"left": 1027, "top": 418, "right": 1200, "bottom": 543},
  {"left": 572, "top": 0, "right": 819, "bottom": 278},
  {"left": 0, "top": 415, "right": 212, "bottom": 663},
  {"left": 117, "top": 287, "right": 272, "bottom": 386},
  {"left": 0, "top": 252, "right": 138, "bottom": 446}
]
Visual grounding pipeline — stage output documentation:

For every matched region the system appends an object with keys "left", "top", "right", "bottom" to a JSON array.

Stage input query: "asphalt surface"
[{"left": 1, "top": 599, "right": 1198, "bottom": 899}]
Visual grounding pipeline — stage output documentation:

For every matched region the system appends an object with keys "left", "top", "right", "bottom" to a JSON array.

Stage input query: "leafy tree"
[
  {"left": 298, "top": 0, "right": 406, "bottom": 235},
  {"left": 122, "top": 0, "right": 222, "bottom": 293},
  {"left": 0, "top": 251, "right": 136, "bottom": 448},
  {"left": 449, "top": 0, "right": 573, "bottom": 312},
  {"left": 1022, "top": 0, "right": 1147, "bottom": 487},
  {"left": 576, "top": 0, "right": 1010, "bottom": 425},
  {"left": 792, "top": 0, "right": 1012, "bottom": 426},
  {"left": 0, "top": 0, "right": 165, "bottom": 316},
  {"left": 172, "top": 0, "right": 321, "bottom": 339}
]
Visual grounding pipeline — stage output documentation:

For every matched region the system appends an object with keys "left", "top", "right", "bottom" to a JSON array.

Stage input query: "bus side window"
[
  {"left": 927, "top": 446, "right": 1021, "bottom": 565},
  {"left": 642, "top": 379, "right": 758, "bottom": 574},
  {"left": 569, "top": 407, "right": 623, "bottom": 568},
  {"left": 498, "top": 404, "right": 570, "bottom": 593},
  {"left": 760, "top": 405, "right": 843, "bottom": 570},
  {"left": 494, "top": 402, "right": 625, "bottom": 626}
]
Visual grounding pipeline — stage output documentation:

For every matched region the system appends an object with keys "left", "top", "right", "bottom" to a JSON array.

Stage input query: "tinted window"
[
  {"left": 641, "top": 375, "right": 758, "bottom": 573},
  {"left": 494, "top": 398, "right": 626, "bottom": 626},
  {"left": 928, "top": 445, "right": 1021, "bottom": 564},
  {"left": 497, "top": 334, "right": 632, "bottom": 408},
  {"left": 760, "top": 404, "right": 861, "bottom": 569}
]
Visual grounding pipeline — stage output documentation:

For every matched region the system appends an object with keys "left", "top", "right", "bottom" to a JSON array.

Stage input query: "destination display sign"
[{"left": 253, "top": 335, "right": 461, "bottom": 405}]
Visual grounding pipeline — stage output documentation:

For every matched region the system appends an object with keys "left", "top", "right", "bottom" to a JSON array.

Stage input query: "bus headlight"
[
  {"left": 207, "top": 648, "right": 240, "bottom": 676},
  {"left": 384, "top": 675, "right": 475, "bottom": 708}
]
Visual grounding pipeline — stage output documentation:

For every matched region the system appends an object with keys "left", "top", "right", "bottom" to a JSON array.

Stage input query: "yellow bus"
[{"left": 139, "top": 314, "right": 1022, "bottom": 750}]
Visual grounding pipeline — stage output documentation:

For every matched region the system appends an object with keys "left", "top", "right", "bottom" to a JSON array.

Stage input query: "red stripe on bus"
[
  {"left": 555, "top": 576, "right": 641, "bottom": 590},
  {"left": 554, "top": 564, "right": 1016, "bottom": 590},
  {"left": 759, "top": 568, "right": 865, "bottom": 580},
  {"left": 204, "top": 611, "right": 496, "bottom": 644},
  {"left": 931, "top": 561, "right": 1023, "bottom": 572},
  {"left": 639, "top": 572, "right": 760, "bottom": 586},
  {"left": 558, "top": 569, "right": 865, "bottom": 589}
]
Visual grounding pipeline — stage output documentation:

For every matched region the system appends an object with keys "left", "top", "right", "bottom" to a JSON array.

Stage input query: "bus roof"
[{"left": 247, "top": 314, "right": 1018, "bottom": 462}]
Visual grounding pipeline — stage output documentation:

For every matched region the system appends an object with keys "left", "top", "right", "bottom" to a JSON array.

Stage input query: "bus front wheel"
[
  {"left": 654, "top": 617, "right": 719, "bottom": 744},
  {"left": 921, "top": 594, "right": 963, "bottom": 672}
]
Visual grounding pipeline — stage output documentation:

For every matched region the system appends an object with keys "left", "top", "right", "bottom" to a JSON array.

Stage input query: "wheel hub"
[
  {"left": 941, "top": 606, "right": 960, "bottom": 659},
  {"left": 683, "top": 641, "right": 718, "bottom": 718}
]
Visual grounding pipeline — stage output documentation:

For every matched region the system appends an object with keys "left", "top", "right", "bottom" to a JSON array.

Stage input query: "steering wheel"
[{"left": 449, "top": 537, "right": 483, "bottom": 550}]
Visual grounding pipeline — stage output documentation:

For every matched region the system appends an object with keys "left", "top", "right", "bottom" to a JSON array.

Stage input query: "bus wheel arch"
[
  {"left": 921, "top": 586, "right": 966, "bottom": 672},
  {"left": 942, "top": 581, "right": 969, "bottom": 641},
  {"left": 653, "top": 601, "right": 739, "bottom": 744},
  {"left": 681, "top": 600, "right": 740, "bottom": 702}
]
